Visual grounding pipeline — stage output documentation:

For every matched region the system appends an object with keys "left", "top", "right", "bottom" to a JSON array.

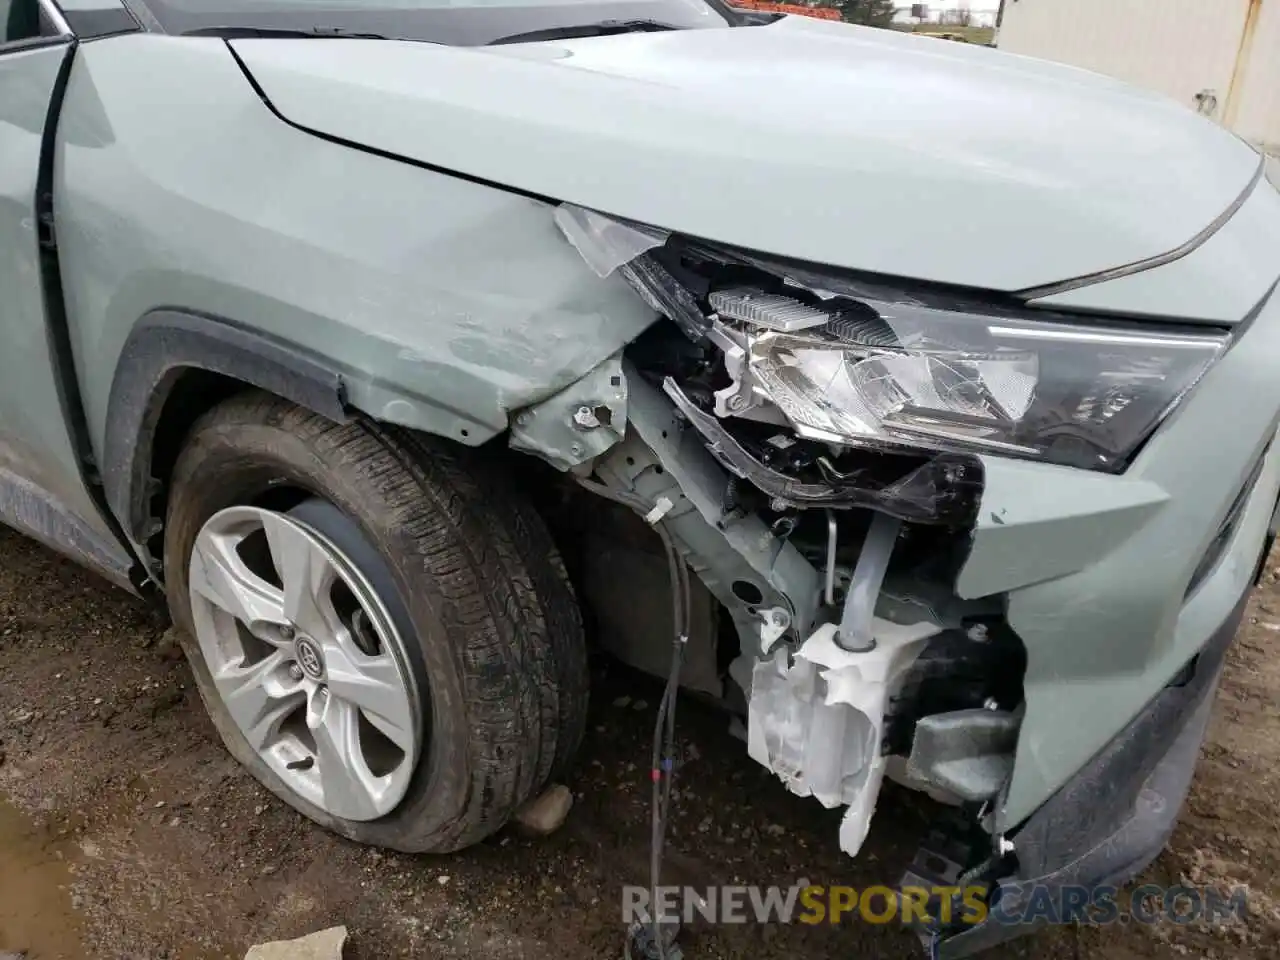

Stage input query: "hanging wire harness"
[{"left": 576, "top": 477, "right": 691, "bottom": 960}]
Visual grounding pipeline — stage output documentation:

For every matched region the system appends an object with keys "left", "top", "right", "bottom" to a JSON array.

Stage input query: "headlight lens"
[{"left": 713, "top": 286, "right": 1229, "bottom": 471}]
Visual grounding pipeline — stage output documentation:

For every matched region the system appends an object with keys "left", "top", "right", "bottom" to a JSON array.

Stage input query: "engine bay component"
[
  {"left": 836, "top": 512, "right": 900, "bottom": 652},
  {"left": 549, "top": 202, "right": 1032, "bottom": 879},
  {"left": 905, "top": 708, "right": 1021, "bottom": 803},
  {"left": 746, "top": 618, "right": 942, "bottom": 857}
]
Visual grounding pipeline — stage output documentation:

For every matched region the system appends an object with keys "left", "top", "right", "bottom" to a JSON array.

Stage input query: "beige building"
[{"left": 997, "top": 0, "right": 1279, "bottom": 153}]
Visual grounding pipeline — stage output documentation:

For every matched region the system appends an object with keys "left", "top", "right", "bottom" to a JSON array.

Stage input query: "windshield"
[{"left": 132, "top": 0, "right": 737, "bottom": 45}]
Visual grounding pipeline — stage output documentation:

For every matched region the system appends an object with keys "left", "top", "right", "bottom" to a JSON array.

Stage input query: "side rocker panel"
[{"left": 53, "top": 34, "right": 656, "bottom": 496}]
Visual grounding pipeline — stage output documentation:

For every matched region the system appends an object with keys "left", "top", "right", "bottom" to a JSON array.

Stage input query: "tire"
[{"left": 163, "top": 390, "right": 588, "bottom": 852}]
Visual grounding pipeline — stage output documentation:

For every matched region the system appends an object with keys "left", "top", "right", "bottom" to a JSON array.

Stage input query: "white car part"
[{"left": 745, "top": 618, "right": 941, "bottom": 857}]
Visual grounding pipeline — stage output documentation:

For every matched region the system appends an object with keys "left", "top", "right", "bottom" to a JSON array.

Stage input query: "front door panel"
[{"left": 0, "top": 30, "right": 133, "bottom": 583}]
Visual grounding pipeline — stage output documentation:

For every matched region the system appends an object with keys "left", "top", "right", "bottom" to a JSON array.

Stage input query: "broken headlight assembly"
[
  {"left": 554, "top": 203, "right": 1230, "bottom": 481},
  {"left": 708, "top": 280, "right": 1229, "bottom": 472}
]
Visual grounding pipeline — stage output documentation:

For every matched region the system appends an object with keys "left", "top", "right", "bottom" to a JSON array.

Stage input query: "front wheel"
[{"left": 163, "top": 391, "right": 587, "bottom": 852}]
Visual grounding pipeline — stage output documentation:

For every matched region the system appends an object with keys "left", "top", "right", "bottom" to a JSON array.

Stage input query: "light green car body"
[{"left": 3, "top": 3, "right": 1280, "bottom": 951}]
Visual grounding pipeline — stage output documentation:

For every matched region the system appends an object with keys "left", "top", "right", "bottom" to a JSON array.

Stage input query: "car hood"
[{"left": 231, "top": 16, "right": 1262, "bottom": 293}]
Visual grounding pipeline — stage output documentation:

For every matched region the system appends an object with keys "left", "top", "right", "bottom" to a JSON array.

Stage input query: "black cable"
[{"left": 576, "top": 476, "right": 691, "bottom": 960}]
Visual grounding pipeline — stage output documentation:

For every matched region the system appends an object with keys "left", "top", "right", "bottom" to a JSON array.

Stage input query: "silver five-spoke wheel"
[{"left": 188, "top": 505, "right": 421, "bottom": 822}]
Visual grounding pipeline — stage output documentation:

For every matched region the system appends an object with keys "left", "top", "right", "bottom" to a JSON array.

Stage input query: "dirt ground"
[{"left": 1, "top": 525, "right": 1279, "bottom": 960}]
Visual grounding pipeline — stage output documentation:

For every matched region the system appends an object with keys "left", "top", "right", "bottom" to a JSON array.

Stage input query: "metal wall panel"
[
  {"left": 998, "top": 0, "right": 1255, "bottom": 124},
  {"left": 1230, "top": 0, "right": 1280, "bottom": 151}
]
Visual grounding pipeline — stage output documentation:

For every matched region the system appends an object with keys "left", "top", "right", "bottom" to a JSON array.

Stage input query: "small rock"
[
  {"left": 261, "top": 865, "right": 277, "bottom": 876},
  {"left": 168, "top": 817, "right": 181, "bottom": 827},
  {"left": 244, "top": 926, "right": 347, "bottom": 960},
  {"left": 612, "top": 696, "right": 632, "bottom": 709},
  {"left": 513, "top": 783, "right": 574, "bottom": 836},
  {"left": 437, "top": 875, "right": 451, "bottom": 886},
  {"left": 154, "top": 800, "right": 166, "bottom": 808},
  {"left": 156, "top": 628, "right": 185, "bottom": 662},
  {"left": 632, "top": 700, "right": 648, "bottom": 711},
  {"left": 764, "top": 823, "right": 786, "bottom": 837}
]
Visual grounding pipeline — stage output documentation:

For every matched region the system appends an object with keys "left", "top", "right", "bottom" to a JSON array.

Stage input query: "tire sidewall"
[{"left": 164, "top": 421, "right": 474, "bottom": 851}]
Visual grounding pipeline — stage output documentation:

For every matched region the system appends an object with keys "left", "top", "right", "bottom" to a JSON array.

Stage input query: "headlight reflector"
[{"left": 716, "top": 287, "right": 1228, "bottom": 471}]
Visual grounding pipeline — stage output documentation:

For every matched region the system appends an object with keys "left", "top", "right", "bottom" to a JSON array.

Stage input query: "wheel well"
[
  {"left": 144, "top": 369, "right": 258, "bottom": 571},
  {"left": 103, "top": 309, "right": 351, "bottom": 576}
]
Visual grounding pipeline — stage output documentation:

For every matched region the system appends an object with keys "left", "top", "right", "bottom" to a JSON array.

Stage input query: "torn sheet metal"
[
  {"left": 509, "top": 352, "right": 628, "bottom": 470},
  {"left": 747, "top": 619, "right": 941, "bottom": 857}
]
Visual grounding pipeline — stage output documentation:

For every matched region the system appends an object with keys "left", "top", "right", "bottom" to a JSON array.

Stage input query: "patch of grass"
[{"left": 897, "top": 23, "right": 996, "bottom": 45}]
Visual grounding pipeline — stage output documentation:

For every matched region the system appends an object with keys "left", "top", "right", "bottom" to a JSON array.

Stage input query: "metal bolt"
[
  {"left": 983, "top": 697, "right": 1000, "bottom": 711},
  {"left": 572, "top": 405, "right": 601, "bottom": 429},
  {"left": 726, "top": 394, "right": 748, "bottom": 412},
  {"left": 288, "top": 663, "right": 305, "bottom": 682},
  {"left": 569, "top": 442, "right": 585, "bottom": 458},
  {"left": 966, "top": 623, "right": 989, "bottom": 643},
  {"left": 515, "top": 411, "right": 532, "bottom": 426},
  {"left": 278, "top": 624, "right": 295, "bottom": 641}
]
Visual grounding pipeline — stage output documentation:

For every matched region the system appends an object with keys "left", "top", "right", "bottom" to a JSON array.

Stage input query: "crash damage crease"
[{"left": 542, "top": 202, "right": 983, "bottom": 860}]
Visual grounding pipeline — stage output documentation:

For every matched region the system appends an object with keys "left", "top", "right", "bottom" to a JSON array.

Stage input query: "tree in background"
[{"left": 834, "top": 0, "right": 897, "bottom": 27}]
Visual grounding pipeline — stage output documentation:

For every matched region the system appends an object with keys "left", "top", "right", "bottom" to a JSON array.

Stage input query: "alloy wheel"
[{"left": 187, "top": 505, "right": 421, "bottom": 822}]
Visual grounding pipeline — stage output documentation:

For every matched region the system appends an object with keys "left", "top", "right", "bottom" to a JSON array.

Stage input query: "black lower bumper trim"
[{"left": 934, "top": 584, "right": 1252, "bottom": 959}]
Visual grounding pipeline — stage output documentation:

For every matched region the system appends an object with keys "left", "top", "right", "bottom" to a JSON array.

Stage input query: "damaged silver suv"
[{"left": 3, "top": 0, "right": 1279, "bottom": 953}]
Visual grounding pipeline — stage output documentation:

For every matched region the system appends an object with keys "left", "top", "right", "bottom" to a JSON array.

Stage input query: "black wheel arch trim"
[{"left": 103, "top": 308, "right": 350, "bottom": 555}]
